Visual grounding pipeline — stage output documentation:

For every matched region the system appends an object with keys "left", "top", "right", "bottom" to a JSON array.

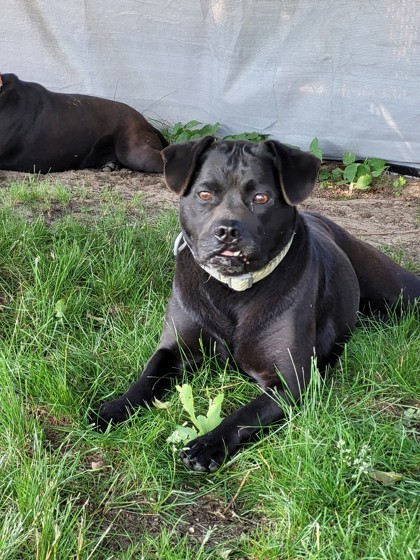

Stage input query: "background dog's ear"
[
  {"left": 162, "top": 136, "right": 216, "bottom": 195},
  {"left": 264, "top": 140, "right": 320, "bottom": 205}
]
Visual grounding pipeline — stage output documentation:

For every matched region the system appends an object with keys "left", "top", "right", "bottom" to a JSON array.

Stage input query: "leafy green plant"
[
  {"left": 165, "top": 121, "right": 269, "bottom": 144},
  {"left": 167, "top": 384, "right": 224, "bottom": 445},
  {"left": 165, "top": 120, "right": 220, "bottom": 143},
  {"left": 320, "top": 152, "right": 388, "bottom": 191},
  {"left": 223, "top": 131, "right": 269, "bottom": 142}
]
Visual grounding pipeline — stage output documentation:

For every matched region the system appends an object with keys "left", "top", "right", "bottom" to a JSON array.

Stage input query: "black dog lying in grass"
[
  {"left": 0, "top": 73, "right": 167, "bottom": 173},
  {"left": 95, "top": 137, "right": 420, "bottom": 471}
]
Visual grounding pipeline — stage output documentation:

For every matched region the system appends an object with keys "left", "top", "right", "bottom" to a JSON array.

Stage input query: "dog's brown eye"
[
  {"left": 253, "top": 193, "right": 270, "bottom": 204},
  {"left": 198, "top": 191, "right": 213, "bottom": 201}
]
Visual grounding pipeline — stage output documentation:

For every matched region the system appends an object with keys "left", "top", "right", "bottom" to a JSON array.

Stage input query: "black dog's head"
[{"left": 162, "top": 137, "right": 320, "bottom": 276}]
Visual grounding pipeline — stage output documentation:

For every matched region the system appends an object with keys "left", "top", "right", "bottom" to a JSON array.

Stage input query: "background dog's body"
[
  {"left": 0, "top": 73, "right": 167, "bottom": 173},
  {"left": 96, "top": 137, "right": 420, "bottom": 472}
]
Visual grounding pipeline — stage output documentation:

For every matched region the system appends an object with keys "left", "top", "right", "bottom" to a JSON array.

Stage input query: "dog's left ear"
[
  {"left": 265, "top": 140, "right": 320, "bottom": 206},
  {"left": 162, "top": 135, "right": 216, "bottom": 195}
]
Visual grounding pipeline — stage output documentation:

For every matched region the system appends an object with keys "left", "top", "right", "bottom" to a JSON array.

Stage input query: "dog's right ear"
[{"left": 162, "top": 136, "right": 216, "bottom": 195}]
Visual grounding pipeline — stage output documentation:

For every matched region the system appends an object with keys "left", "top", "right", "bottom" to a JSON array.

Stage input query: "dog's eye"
[
  {"left": 198, "top": 191, "right": 213, "bottom": 201},
  {"left": 253, "top": 193, "right": 270, "bottom": 204}
]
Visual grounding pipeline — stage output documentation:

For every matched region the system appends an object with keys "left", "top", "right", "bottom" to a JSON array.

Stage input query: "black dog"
[
  {"left": 96, "top": 137, "right": 420, "bottom": 472},
  {"left": 0, "top": 73, "right": 167, "bottom": 173}
]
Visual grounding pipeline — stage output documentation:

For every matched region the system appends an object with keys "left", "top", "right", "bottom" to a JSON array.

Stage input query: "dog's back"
[{"left": 305, "top": 212, "right": 420, "bottom": 314}]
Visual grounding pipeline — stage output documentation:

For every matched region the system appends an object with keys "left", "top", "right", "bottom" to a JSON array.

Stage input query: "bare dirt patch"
[
  {"left": 0, "top": 167, "right": 419, "bottom": 264},
  {"left": 98, "top": 491, "right": 259, "bottom": 552}
]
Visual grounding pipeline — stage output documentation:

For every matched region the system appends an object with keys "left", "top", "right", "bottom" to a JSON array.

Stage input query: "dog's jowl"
[
  {"left": 95, "top": 137, "right": 420, "bottom": 472},
  {"left": 0, "top": 73, "right": 167, "bottom": 173}
]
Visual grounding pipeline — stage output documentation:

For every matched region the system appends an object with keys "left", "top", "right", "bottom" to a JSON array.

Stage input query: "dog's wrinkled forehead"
[{"left": 196, "top": 141, "right": 273, "bottom": 185}]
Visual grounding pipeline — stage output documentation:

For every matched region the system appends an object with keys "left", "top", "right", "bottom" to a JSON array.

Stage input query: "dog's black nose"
[{"left": 214, "top": 222, "right": 241, "bottom": 242}]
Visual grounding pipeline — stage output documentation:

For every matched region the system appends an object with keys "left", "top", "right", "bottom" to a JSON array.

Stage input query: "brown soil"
[{"left": 1, "top": 166, "right": 418, "bottom": 264}]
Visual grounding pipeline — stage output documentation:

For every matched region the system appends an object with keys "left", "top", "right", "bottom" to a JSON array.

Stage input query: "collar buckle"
[
  {"left": 173, "top": 232, "right": 187, "bottom": 256},
  {"left": 227, "top": 273, "right": 253, "bottom": 290}
]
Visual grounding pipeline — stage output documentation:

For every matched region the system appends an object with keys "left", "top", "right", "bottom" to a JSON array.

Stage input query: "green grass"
[{"left": 0, "top": 181, "right": 418, "bottom": 559}]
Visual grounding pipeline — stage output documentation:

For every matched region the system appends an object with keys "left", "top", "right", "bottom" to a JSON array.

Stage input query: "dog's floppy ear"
[
  {"left": 265, "top": 140, "right": 320, "bottom": 206},
  {"left": 162, "top": 135, "right": 216, "bottom": 195}
]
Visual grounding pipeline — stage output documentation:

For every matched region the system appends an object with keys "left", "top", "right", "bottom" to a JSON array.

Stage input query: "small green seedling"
[
  {"left": 392, "top": 175, "right": 407, "bottom": 196},
  {"left": 167, "top": 384, "right": 224, "bottom": 445}
]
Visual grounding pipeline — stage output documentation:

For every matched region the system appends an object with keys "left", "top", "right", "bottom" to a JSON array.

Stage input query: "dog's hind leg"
[
  {"left": 311, "top": 213, "right": 420, "bottom": 314},
  {"left": 116, "top": 128, "right": 165, "bottom": 173}
]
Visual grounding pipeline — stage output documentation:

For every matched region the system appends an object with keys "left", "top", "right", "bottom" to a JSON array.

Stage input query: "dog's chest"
[{"left": 188, "top": 281, "right": 269, "bottom": 356}]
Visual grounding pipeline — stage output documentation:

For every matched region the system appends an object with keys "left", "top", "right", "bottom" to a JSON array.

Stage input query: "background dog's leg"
[
  {"left": 116, "top": 129, "right": 166, "bottom": 173},
  {"left": 118, "top": 143, "right": 165, "bottom": 173}
]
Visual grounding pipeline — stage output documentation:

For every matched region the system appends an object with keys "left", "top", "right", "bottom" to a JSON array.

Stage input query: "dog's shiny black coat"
[
  {"left": 96, "top": 137, "right": 420, "bottom": 472},
  {"left": 0, "top": 73, "right": 167, "bottom": 173}
]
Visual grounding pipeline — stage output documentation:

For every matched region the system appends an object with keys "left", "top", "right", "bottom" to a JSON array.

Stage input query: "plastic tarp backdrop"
[{"left": 2, "top": 0, "right": 419, "bottom": 167}]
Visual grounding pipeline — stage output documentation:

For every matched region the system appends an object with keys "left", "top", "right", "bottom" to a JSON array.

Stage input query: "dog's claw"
[{"left": 179, "top": 436, "right": 226, "bottom": 472}]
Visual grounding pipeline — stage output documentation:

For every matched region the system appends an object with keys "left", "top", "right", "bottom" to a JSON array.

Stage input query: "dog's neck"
[{"left": 173, "top": 214, "right": 297, "bottom": 292}]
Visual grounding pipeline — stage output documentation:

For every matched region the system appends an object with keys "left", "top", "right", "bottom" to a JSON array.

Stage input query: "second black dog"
[{"left": 0, "top": 73, "right": 167, "bottom": 173}]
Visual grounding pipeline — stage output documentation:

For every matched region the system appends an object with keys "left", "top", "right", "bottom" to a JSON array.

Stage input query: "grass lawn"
[{"left": 0, "top": 179, "right": 418, "bottom": 559}]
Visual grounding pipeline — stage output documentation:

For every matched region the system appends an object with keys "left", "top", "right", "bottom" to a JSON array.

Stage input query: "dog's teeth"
[{"left": 221, "top": 250, "right": 242, "bottom": 257}]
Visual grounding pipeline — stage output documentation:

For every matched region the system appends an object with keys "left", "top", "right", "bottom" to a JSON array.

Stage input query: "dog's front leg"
[
  {"left": 93, "top": 296, "right": 204, "bottom": 431},
  {"left": 94, "top": 346, "right": 187, "bottom": 431},
  {"left": 180, "top": 388, "right": 294, "bottom": 472}
]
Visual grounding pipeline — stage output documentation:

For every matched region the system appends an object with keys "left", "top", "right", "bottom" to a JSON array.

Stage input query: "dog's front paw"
[
  {"left": 90, "top": 396, "right": 134, "bottom": 432},
  {"left": 180, "top": 432, "right": 235, "bottom": 472}
]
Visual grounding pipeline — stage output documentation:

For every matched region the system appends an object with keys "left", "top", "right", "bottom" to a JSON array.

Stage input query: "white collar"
[{"left": 173, "top": 230, "right": 295, "bottom": 292}]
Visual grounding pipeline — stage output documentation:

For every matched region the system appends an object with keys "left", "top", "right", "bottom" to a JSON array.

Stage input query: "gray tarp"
[{"left": 2, "top": 0, "right": 419, "bottom": 167}]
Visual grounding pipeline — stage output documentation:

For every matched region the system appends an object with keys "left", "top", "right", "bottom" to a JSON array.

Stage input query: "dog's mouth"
[
  {"left": 220, "top": 249, "right": 250, "bottom": 263},
  {"left": 203, "top": 247, "right": 251, "bottom": 274}
]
